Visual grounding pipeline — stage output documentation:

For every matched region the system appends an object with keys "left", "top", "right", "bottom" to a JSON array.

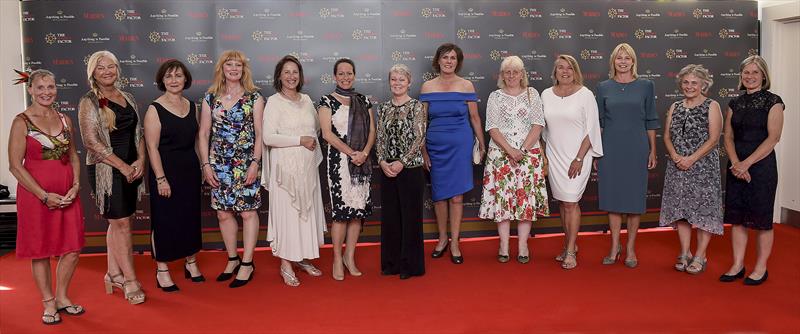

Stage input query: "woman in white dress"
[
  {"left": 479, "top": 56, "right": 548, "bottom": 264},
  {"left": 541, "top": 54, "right": 603, "bottom": 270},
  {"left": 262, "top": 55, "right": 326, "bottom": 287}
]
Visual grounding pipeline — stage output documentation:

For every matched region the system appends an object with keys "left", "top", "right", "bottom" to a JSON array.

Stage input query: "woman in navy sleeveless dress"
[{"left": 420, "top": 43, "right": 485, "bottom": 264}]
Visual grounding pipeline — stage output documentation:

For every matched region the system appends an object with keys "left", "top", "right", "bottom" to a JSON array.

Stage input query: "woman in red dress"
[{"left": 9, "top": 69, "right": 85, "bottom": 325}]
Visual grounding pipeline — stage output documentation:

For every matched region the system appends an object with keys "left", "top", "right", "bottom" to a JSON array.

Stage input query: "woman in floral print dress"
[{"left": 479, "top": 56, "right": 548, "bottom": 264}]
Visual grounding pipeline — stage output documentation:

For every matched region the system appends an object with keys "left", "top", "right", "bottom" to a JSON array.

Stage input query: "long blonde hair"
[
  {"left": 551, "top": 54, "right": 584, "bottom": 87},
  {"left": 207, "top": 50, "right": 259, "bottom": 98},
  {"left": 86, "top": 50, "right": 121, "bottom": 130}
]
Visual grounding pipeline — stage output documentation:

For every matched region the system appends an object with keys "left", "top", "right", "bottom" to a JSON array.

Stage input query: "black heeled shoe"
[
  {"left": 156, "top": 269, "right": 179, "bottom": 292},
  {"left": 719, "top": 267, "right": 746, "bottom": 282},
  {"left": 184, "top": 259, "right": 206, "bottom": 282},
  {"left": 216, "top": 255, "right": 241, "bottom": 282},
  {"left": 229, "top": 262, "right": 255, "bottom": 288},
  {"left": 431, "top": 240, "right": 450, "bottom": 258},
  {"left": 744, "top": 270, "right": 768, "bottom": 286}
]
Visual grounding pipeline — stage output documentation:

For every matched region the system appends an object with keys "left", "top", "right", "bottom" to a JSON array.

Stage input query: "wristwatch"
[{"left": 574, "top": 157, "right": 583, "bottom": 162}]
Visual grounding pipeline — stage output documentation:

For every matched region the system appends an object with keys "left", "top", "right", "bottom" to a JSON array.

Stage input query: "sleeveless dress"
[
  {"left": 318, "top": 94, "right": 373, "bottom": 221},
  {"left": 658, "top": 99, "right": 723, "bottom": 235},
  {"left": 724, "top": 90, "right": 784, "bottom": 230},
  {"left": 419, "top": 92, "right": 477, "bottom": 202},
  {"left": 16, "top": 113, "right": 85, "bottom": 259},
  {"left": 205, "top": 92, "right": 262, "bottom": 211},
  {"left": 595, "top": 79, "right": 660, "bottom": 214},
  {"left": 479, "top": 88, "right": 549, "bottom": 222},
  {"left": 148, "top": 101, "right": 202, "bottom": 262},
  {"left": 87, "top": 100, "right": 141, "bottom": 219}
]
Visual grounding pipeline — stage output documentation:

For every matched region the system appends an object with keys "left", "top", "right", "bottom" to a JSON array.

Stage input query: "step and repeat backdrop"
[{"left": 20, "top": 0, "right": 757, "bottom": 251}]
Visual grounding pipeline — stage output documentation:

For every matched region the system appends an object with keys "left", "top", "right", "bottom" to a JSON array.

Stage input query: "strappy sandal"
[
  {"left": 555, "top": 245, "right": 578, "bottom": 262},
  {"left": 294, "top": 261, "right": 322, "bottom": 276},
  {"left": 123, "top": 280, "right": 146, "bottom": 305},
  {"left": 104, "top": 272, "right": 124, "bottom": 294},
  {"left": 561, "top": 250, "right": 578, "bottom": 270},
  {"left": 686, "top": 257, "right": 707, "bottom": 275},
  {"left": 56, "top": 304, "right": 85, "bottom": 316},
  {"left": 674, "top": 253, "right": 692, "bottom": 272},
  {"left": 41, "top": 297, "right": 61, "bottom": 325},
  {"left": 184, "top": 258, "right": 206, "bottom": 282},
  {"left": 280, "top": 267, "right": 300, "bottom": 287}
]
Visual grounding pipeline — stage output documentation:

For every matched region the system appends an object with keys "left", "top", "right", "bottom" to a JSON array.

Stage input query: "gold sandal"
[
  {"left": 294, "top": 260, "right": 322, "bottom": 276},
  {"left": 104, "top": 272, "right": 124, "bottom": 294},
  {"left": 280, "top": 267, "right": 300, "bottom": 287},
  {"left": 123, "top": 280, "right": 146, "bottom": 305},
  {"left": 675, "top": 253, "right": 692, "bottom": 272},
  {"left": 561, "top": 251, "right": 578, "bottom": 270}
]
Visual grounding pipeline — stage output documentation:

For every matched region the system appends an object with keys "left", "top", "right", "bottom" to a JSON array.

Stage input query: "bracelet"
[
  {"left": 156, "top": 176, "right": 166, "bottom": 181},
  {"left": 41, "top": 192, "right": 48, "bottom": 204},
  {"left": 200, "top": 162, "right": 210, "bottom": 170}
]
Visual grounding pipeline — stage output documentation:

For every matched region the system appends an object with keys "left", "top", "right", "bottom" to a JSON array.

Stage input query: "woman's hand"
[
  {"left": 479, "top": 142, "right": 487, "bottom": 162},
  {"left": 42, "top": 192, "right": 66, "bottom": 210},
  {"left": 380, "top": 161, "right": 397, "bottom": 178},
  {"left": 157, "top": 179, "right": 172, "bottom": 198},
  {"left": 130, "top": 159, "right": 145, "bottom": 181},
  {"left": 61, "top": 183, "right": 80, "bottom": 206},
  {"left": 244, "top": 161, "right": 260, "bottom": 185},
  {"left": 119, "top": 164, "right": 136, "bottom": 183},
  {"left": 300, "top": 136, "right": 317, "bottom": 151},
  {"left": 647, "top": 151, "right": 657, "bottom": 170},
  {"left": 730, "top": 160, "right": 752, "bottom": 180},
  {"left": 350, "top": 151, "right": 367, "bottom": 166},
  {"left": 507, "top": 148, "right": 524, "bottom": 166},
  {"left": 389, "top": 161, "right": 404, "bottom": 175},
  {"left": 202, "top": 164, "right": 220, "bottom": 188},
  {"left": 422, "top": 150, "right": 431, "bottom": 171},
  {"left": 568, "top": 159, "right": 583, "bottom": 179},
  {"left": 676, "top": 155, "right": 697, "bottom": 171}
]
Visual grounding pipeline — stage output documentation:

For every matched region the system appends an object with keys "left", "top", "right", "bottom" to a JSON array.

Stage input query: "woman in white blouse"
[
  {"left": 261, "top": 55, "right": 326, "bottom": 287},
  {"left": 541, "top": 54, "right": 603, "bottom": 270},
  {"left": 479, "top": 56, "right": 549, "bottom": 264}
]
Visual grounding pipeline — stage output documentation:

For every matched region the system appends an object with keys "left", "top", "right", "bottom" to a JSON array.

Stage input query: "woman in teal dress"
[
  {"left": 420, "top": 43, "right": 486, "bottom": 264},
  {"left": 199, "top": 50, "right": 265, "bottom": 288},
  {"left": 596, "top": 43, "right": 659, "bottom": 268}
]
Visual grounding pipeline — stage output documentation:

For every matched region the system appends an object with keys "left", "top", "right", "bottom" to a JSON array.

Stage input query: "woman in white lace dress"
[
  {"left": 479, "top": 56, "right": 548, "bottom": 264},
  {"left": 262, "top": 55, "right": 326, "bottom": 287}
]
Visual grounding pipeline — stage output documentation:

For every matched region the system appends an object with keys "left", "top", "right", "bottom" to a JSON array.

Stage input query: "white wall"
[
  {"left": 0, "top": 1, "right": 25, "bottom": 196},
  {"left": 761, "top": 1, "right": 800, "bottom": 220}
]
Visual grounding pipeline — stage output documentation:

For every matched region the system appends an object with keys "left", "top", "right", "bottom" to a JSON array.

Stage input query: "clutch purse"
[{"left": 472, "top": 137, "right": 482, "bottom": 165}]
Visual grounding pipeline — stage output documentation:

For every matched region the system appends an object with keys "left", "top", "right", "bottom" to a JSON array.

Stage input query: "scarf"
[{"left": 335, "top": 85, "right": 371, "bottom": 184}]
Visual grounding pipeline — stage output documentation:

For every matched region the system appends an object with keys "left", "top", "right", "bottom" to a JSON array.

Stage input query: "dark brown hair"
[
  {"left": 155, "top": 59, "right": 192, "bottom": 91},
  {"left": 432, "top": 43, "right": 464, "bottom": 74},
  {"left": 333, "top": 58, "right": 356, "bottom": 76},
  {"left": 273, "top": 55, "right": 304, "bottom": 92}
]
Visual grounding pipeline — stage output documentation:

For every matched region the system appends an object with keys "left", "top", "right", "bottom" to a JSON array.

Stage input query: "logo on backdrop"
[
  {"left": 81, "top": 32, "right": 111, "bottom": 44},
  {"left": 287, "top": 30, "right": 315, "bottom": 41},
  {"left": 548, "top": 28, "right": 572, "bottom": 39},
  {"left": 253, "top": 8, "right": 281, "bottom": 19},
  {"left": 462, "top": 71, "right": 485, "bottom": 82},
  {"left": 352, "top": 28, "right": 378, "bottom": 40},
  {"left": 489, "top": 50, "right": 512, "bottom": 61},
  {"left": 664, "top": 89, "right": 683, "bottom": 99},
  {"left": 355, "top": 72, "right": 382, "bottom": 85},
  {"left": 579, "top": 29, "right": 604, "bottom": 40},
  {"left": 422, "top": 72, "right": 439, "bottom": 82},
  {"left": 186, "top": 53, "right": 214, "bottom": 65},
  {"left": 254, "top": 74, "right": 274, "bottom": 87},
  {"left": 607, "top": 8, "right": 630, "bottom": 19},
  {"left": 527, "top": 70, "right": 545, "bottom": 82},
  {"left": 24, "top": 57, "right": 42, "bottom": 71},
  {"left": 634, "top": 29, "right": 658, "bottom": 39},
  {"left": 114, "top": 9, "right": 141, "bottom": 21},
  {"left": 694, "top": 49, "right": 718, "bottom": 59},
  {"left": 721, "top": 8, "right": 744, "bottom": 18},
  {"left": 692, "top": 8, "right": 715, "bottom": 19},
  {"left": 46, "top": 10, "right": 76, "bottom": 22},
  {"left": 638, "top": 69, "right": 661, "bottom": 79},
  {"left": 288, "top": 51, "right": 314, "bottom": 63},
  {"left": 720, "top": 68, "right": 740, "bottom": 79},
  {"left": 550, "top": 8, "right": 576, "bottom": 18},
  {"left": 252, "top": 31, "right": 278, "bottom": 42},
  {"left": 636, "top": 8, "right": 661, "bottom": 19},
  {"left": 217, "top": 8, "right": 244, "bottom": 20},
  {"left": 120, "top": 54, "right": 148, "bottom": 66},
  {"left": 665, "top": 49, "right": 688, "bottom": 59},
  {"left": 488, "top": 29, "right": 515, "bottom": 40},
  {"left": 149, "top": 31, "right": 176, "bottom": 43},
  {"left": 458, "top": 8, "right": 485, "bottom": 18},
  {"left": 185, "top": 31, "right": 214, "bottom": 42},
  {"left": 718, "top": 88, "right": 740, "bottom": 98},
  {"left": 390, "top": 50, "right": 417, "bottom": 62},
  {"left": 320, "top": 73, "right": 334, "bottom": 84},
  {"left": 580, "top": 49, "right": 603, "bottom": 60},
  {"left": 388, "top": 29, "right": 417, "bottom": 40},
  {"left": 457, "top": 28, "right": 481, "bottom": 40},
  {"left": 319, "top": 7, "right": 345, "bottom": 19},
  {"left": 420, "top": 7, "right": 447, "bottom": 18},
  {"left": 719, "top": 29, "right": 741, "bottom": 39},
  {"left": 118, "top": 76, "right": 144, "bottom": 89},
  {"left": 54, "top": 100, "right": 78, "bottom": 113},
  {"left": 150, "top": 8, "right": 179, "bottom": 20},
  {"left": 353, "top": 7, "right": 380, "bottom": 18},
  {"left": 664, "top": 29, "right": 689, "bottom": 39},
  {"left": 520, "top": 50, "right": 547, "bottom": 61},
  {"left": 22, "top": 11, "right": 35, "bottom": 22},
  {"left": 45, "top": 32, "right": 73, "bottom": 45},
  {"left": 321, "top": 51, "right": 343, "bottom": 63},
  {"left": 519, "top": 7, "right": 543, "bottom": 18}
]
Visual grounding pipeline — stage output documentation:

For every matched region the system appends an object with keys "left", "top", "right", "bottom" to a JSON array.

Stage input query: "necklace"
[
  {"left": 616, "top": 79, "right": 633, "bottom": 92},
  {"left": 224, "top": 88, "right": 242, "bottom": 100}
]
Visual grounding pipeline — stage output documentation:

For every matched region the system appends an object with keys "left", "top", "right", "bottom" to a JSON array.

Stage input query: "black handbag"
[{"left": 0, "top": 184, "right": 9, "bottom": 199}]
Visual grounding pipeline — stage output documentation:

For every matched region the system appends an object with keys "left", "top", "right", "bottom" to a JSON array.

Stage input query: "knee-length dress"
[
  {"left": 542, "top": 86, "right": 603, "bottom": 202},
  {"left": 205, "top": 92, "right": 262, "bottom": 212},
  {"left": 87, "top": 100, "right": 142, "bottom": 219},
  {"left": 318, "top": 94, "right": 372, "bottom": 221},
  {"left": 724, "top": 90, "right": 784, "bottom": 230},
  {"left": 419, "top": 92, "right": 477, "bottom": 202},
  {"left": 16, "top": 113, "right": 85, "bottom": 259},
  {"left": 262, "top": 93, "right": 326, "bottom": 261},
  {"left": 659, "top": 99, "right": 723, "bottom": 235},
  {"left": 148, "top": 101, "right": 202, "bottom": 262},
  {"left": 596, "top": 79, "right": 660, "bottom": 214},
  {"left": 479, "top": 88, "right": 549, "bottom": 222}
]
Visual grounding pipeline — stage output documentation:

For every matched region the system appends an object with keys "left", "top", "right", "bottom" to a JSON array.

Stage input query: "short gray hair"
[
  {"left": 388, "top": 63, "right": 412, "bottom": 82},
  {"left": 676, "top": 64, "right": 713, "bottom": 95}
]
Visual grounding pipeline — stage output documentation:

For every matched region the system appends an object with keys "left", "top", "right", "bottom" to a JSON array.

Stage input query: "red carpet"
[{"left": 1, "top": 225, "right": 799, "bottom": 333}]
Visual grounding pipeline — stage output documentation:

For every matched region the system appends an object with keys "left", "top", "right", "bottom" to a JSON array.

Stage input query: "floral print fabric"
[{"left": 479, "top": 146, "right": 549, "bottom": 222}]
